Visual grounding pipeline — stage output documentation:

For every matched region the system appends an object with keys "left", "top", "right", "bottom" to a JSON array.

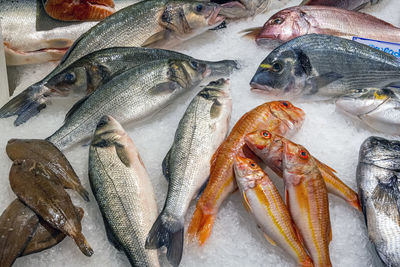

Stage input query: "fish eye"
[
  {"left": 271, "top": 62, "right": 282, "bottom": 72},
  {"left": 280, "top": 101, "right": 291, "bottom": 108},
  {"left": 195, "top": 4, "right": 204, "bottom": 13},
  {"left": 272, "top": 17, "right": 284, "bottom": 24},
  {"left": 161, "top": 10, "right": 170, "bottom": 22},
  {"left": 250, "top": 162, "right": 256, "bottom": 168},
  {"left": 261, "top": 130, "right": 271, "bottom": 139},
  {"left": 190, "top": 61, "right": 199, "bottom": 69},
  {"left": 299, "top": 150, "right": 308, "bottom": 159},
  {"left": 65, "top": 72, "right": 76, "bottom": 83}
]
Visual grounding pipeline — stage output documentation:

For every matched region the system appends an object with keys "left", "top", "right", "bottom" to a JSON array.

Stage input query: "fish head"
[
  {"left": 283, "top": 141, "right": 315, "bottom": 176},
  {"left": 359, "top": 136, "right": 400, "bottom": 171},
  {"left": 245, "top": 130, "right": 284, "bottom": 166},
  {"left": 250, "top": 47, "right": 310, "bottom": 98},
  {"left": 233, "top": 155, "right": 265, "bottom": 189},
  {"left": 257, "top": 7, "right": 310, "bottom": 44},
  {"left": 161, "top": 1, "right": 225, "bottom": 40},
  {"left": 199, "top": 78, "right": 232, "bottom": 117},
  {"left": 91, "top": 115, "right": 127, "bottom": 147},
  {"left": 336, "top": 88, "right": 392, "bottom": 117},
  {"left": 206, "top": 60, "right": 240, "bottom": 77},
  {"left": 269, "top": 101, "right": 305, "bottom": 135},
  {"left": 170, "top": 59, "right": 210, "bottom": 88},
  {"left": 46, "top": 67, "right": 88, "bottom": 95}
]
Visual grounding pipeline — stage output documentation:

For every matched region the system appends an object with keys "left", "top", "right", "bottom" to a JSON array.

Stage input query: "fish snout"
[{"left": 207, "top": 4, "right": 225, "bottom": 26}]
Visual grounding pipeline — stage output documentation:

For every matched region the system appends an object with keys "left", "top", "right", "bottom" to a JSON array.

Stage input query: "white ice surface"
[{"left": 1, "top": 0, "right": 398, "bottom": 266}]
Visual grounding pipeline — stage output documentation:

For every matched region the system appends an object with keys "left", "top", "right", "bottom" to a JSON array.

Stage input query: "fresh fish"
[
  {"left": 6, "top": 139, "right": 89, "bottom": 201},
  {"left": 89, "top": 115, "right": 159, "bottom": 267},
  {"left": 0, "top": 0, "right": 225, "bottom": 125},
  {"left": 282, "top": 141, "right": 332, "bottom": 267},
  {"left": 357, "top": 136, "right": 400, "bottom": 266},
  {"left": 187, "top": 101, "right": 305, "bottom": 245},
  {"left": 0, "top": 199, "right": 39, "bottom": 267},
  {"left": 250, "top": 34, "right": 400, "bottom": 99},
  {"left": 212, "top": 0, "right": 270, "bottom": 19},
  {"left": 46, "top": 59, "right": 214, "bottom": 150},
  {"left": 9, "top": 159, "right": 93, "bottom": 257},
  {"left": 300, "top": 0, "right": 380, "bottom": 11},
  {"left": 146, "top": 79, "right": 232, "bottom": 267},
  {"left": 336, "top": 88, "right": 400, "bottom": 135},
  {"left": 250, "top": 6, "right": 400, "bottom": 44},
  {"left": 233, "top": 156, "right": 313, "bottom": 267},
  {"left": 244, "top": 130, "right": 362, "bottom": 211},
  {"left": 21, "top": 207, "right": 84, "bottom": 256}
]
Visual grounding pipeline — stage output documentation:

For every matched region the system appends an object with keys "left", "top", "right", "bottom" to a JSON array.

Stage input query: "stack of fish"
[{"left": 0, "top": 139, "right": 92, "bottom": 267}]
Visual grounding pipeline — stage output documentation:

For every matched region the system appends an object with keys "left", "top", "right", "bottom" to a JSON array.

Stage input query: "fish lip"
[
  {"left": 207, "top": 6, "right": 225, "bottom": 26},
  {"left": 250, "top": 83, "right": 284, "bottom": 97}
]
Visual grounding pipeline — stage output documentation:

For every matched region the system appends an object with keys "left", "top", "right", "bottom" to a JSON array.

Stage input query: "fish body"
[
  {"left": 89, "top": 115, "right": 159, "bottom": 267},
  {"left": 357, "top": 136, "right": 400, "bottom": 266},
  {"left": 244, "top": 130, "right": 361, "bottom": 211},
  {"left": 282, "top": 141, "right": 331, "bottom": 267},
  {"left": 188, "top": 101, "right": 305, "bottom": 245},
  {"left": 336, "top": 88, "right": 400, "bottom": 135},
  {"left": 300, "top": 0, "right": 380, "bottom": 11},
  {"left": 0, "top": 0, "right": 225, "bottom": 125},
  {"left": 233, "top": 156, "right": 313, "bottom": 267},
  {"left": 146, "top": 79, "right": 232, "bottom": 266},
  {"left": 9, "top": 159, "right": 93, "bottom": 257},
  {"left": 255, "top": 6, "right": 400, "bottom": 44},
  {"left": 6, "top": 139, "right": 89, "bottom": 200},
  {"left": 46, "top": 58, "right": 210, "bottom": 150},
  {"left": 215, "top": 0, "right": 270, "bottom": 19},
  {"left": 0, "top": 199, "right": 38, "bottom": 267},
  {"left": 250, "top": 34, "right": 400, "bottom": 99}
]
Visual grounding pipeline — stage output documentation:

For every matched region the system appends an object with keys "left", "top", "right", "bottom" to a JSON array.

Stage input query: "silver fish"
[
  {"left": 336, "top": 88, "right": 400, "bottom": 135},
  {"left": 357, "top": 136, "right": 400, "bottom": 267},
  {"left": 146, "top": 78, "right": 232, "bottom": 267},
  {"left": 89, "top": 115, "right": 159, "bottom": 267},
  {"left": 46, "top": 58, "right": 210, "bottom": 150}
]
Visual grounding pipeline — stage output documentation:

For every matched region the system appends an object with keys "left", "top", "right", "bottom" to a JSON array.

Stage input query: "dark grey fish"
[
  {"left": 357, "top": 136, "right": 400, "bottom": 267},
  {"left": 146, "top": 78, "right": 232, "bottom": 267},
  {"left": 89, "top": 115, "right": 159, "bottom": 267},
  {"left": 250, "top": 34, "right": 400, "bottom": 99}
]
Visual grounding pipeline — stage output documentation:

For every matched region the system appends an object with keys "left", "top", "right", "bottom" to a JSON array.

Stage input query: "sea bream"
[
  {"left": 46, "top": 58, "right": 223, "bottom": 150},
  {"left": 250, "top": 34, "right": 400, "bottom": 99},
  {"left": 146, "top": 79, "right": 232, "bottom": 267},
  {"left": 0, "top": 0, "right": 226, "bottom": 125},
  {"left": 89, "top": 115, "right": 159, "bottom": 267},
  {"left": 357, "top": 136, "right": 400, "bottom": 266},
  {"left": 336, "top": 88, "right": 400, "bottom": 135}
]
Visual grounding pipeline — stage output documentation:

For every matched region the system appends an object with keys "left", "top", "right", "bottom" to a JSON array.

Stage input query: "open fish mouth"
[
  {"left": 250, "top": 83, "right": 284, "bottom": 97},
  {"left": 207, "top": 6, "right": 226, "bottom": 26},
  {"left": 4, "top": 43, "right": 71, "bottom": 65}
]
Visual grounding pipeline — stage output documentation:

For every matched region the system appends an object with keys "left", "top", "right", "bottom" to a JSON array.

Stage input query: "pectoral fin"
[
  {"left": 142, "top": 31, "right": 167, "bottom": 48},
  {"left": 242, "top": 191, "right": 252, "bottom": 212},
  {"left": 116, "top": 144, "right": 131, "bottom": 168},
  {"left": 371, "top": 180, "right": 400, "bottom": 225},
  {"left": 262, "top": 231, "right": 277, "bottom": 246}
]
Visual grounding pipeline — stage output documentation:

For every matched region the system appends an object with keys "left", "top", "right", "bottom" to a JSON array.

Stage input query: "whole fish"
[
  {"left": 0, "top": 199, "right": 39, "bottom": 267},
  {"left": 0, "top": 0, "right": 225, "bottom": 125},
  {"left": 89, "top": 115, "right": 159, "bottom": 267},
  {"left": 146, "top": 79, "right": 232, "bottom": 267},
  {"left": 46, "top": 58, "right": 214, "bottom": 150},
  {"left": 6, "top": 139, "right": 89, "bottom": 201},
  {"left": 9, "top": 159, "right": 93, "bottom": 257},
  {"left": 357, "top": 136, "right": 400, "bottom": 266},
  {"left": 300, "top": 0, "right": 380, "bottom": 11},
  {"left": 212, "top": 0, "right": 270, "bottom": 19},
  {"left": 282, "top": 141, "right": 332, "bottom": 267},
  {"left": 336, "top": 88, "right": 400, "bottom": 135},
  {"left": 250, "top": 6, "right": 400, "bottom": 44},
  {"left": 187, "top": 101, "right": 305, "bottom": 245},
  {"left": 250, "top": 34, "right": 400, "bottom": 99},
  {"left": 244, "top": 130, "right": 362, "bottom": 211},
  {"left": 233, "top": 156, "right": 313, "bottom": 267}
]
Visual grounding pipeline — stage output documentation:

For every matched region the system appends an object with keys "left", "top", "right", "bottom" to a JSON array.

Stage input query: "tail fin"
[
  {"left": 0, "top": 84, "right": 49, "bottom": 126},
  {"left": 75, "top": 185, "right": 90, "bottom": 202},
  {"left": 72, "top": 232, "right": 94, "bottom": 257},
  {"left": 145, "top": 213, "right": 184, "bottom": 267},
  {"left": 187, "top": 208, "right": 216, "bottom": 246},
  {"left": 239, "top": 27, "right": 263, "bottom": 39}
]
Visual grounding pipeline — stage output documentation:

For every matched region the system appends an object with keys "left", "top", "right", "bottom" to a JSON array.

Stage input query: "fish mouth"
[
  {"left": 250, "top": 83, "right": 285, "bottom": 97},
  {"left": 207, "top": 6, "right": 226, "bottom": 26}
]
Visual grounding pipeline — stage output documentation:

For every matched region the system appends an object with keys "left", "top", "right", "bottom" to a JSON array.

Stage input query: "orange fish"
[
  {"left": 234, "top": 156, "right": 314, "bottom": 267},
  {"left": 244, "top": 130, "right": 362, "bottom": 211},
  {"left": 44, "top": 0, "right": 116, "bottom": 21},
  {"left": 283, "top": 141, "right": 332, "bottom": 267},
  {"left": 188, "top": 101, "right": 305, "bottom": 245}
]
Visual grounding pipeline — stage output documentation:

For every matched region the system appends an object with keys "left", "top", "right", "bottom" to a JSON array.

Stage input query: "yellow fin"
[
  {"left": 262, "top": 231, "right": 277, "bottom": 246},
  {"left": 242, "top": 191, "right": 252, "bottom": 212}
]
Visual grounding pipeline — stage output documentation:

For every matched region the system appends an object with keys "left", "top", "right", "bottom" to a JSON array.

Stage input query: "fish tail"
[
  {"left": 0, "top": 84, "right": 49, "bottom": 126},
  {"left": 145, "top": 212, "right": 183, "bottom": 267},
  {"left": 239, "top": 27, "right": 263, "bottom": 40},
  {"left": 76, "top": 185, "right": 90, "bottom": 202},
  {"left": 187, "top": 207, "right": 215, "bottom": 246},
  {"left": 72, "top": 232, "right": 94, "bottom": 257}
]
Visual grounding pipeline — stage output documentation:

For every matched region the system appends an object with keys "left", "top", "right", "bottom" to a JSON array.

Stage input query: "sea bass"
[
  {"left": 213, "top": 0, "right": 270, "bottom": 19},
  {"left": 146, "top": 79, "right": 232, "bottom": 267},
  {"left": 244, "top": 130, "right": 362, "bottom": 211},
  {"left": 283, "top": 141, "right": 332, "bottom": 267},
  {"left": 46, "top": 58, "right": 212, "bottom": 150},
  {"left": 300, "top": 0, "right": 380, "bottom": 11},
  {"left": 357, "top": 136, "right": 400, "bottom": 267},
  {"left": 89, "top": 115, "right": 159, "bottom": 267},
  {"left": 188, "top": 101, "right": 305, "bottom": 245},
  {"left": 0, "top": 0, "right": 225, "bottom": 125},
  {"left": 6, "top": 139, "right": 89, "bottom": 201},
  {"left": 336, "top": 88, "right": 400, "bottom": 135},
  {"left": 250, "top": 34, "right": 400, "bottom": 99},
  {"left": 233, "top": 156, "right": 313, "bottom": 267},
  {"left": 251, "top": 6, "right": 400, "bottom": 44}
]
